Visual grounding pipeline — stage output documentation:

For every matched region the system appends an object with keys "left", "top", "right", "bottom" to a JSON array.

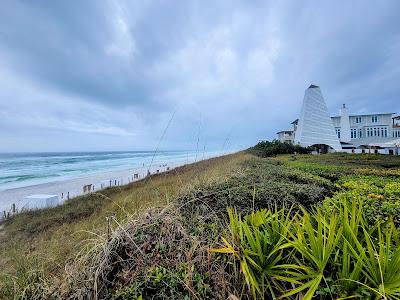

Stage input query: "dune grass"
[{"left": 0, "top": 152, "right": 249, "bottom": 298}]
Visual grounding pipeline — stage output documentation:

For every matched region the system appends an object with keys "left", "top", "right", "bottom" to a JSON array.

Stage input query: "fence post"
[{"left": 106, "top": 216, "right": 110, "bottom": 239}]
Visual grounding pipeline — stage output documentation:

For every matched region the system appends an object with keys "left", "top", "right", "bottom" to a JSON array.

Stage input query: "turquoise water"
[{"left": 0, "top": 150, "right": 223, "bottom": 191}]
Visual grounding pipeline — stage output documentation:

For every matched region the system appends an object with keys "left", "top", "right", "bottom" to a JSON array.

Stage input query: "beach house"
[{"left": 277, "top": 85, "right": 400, "bottom": 154}]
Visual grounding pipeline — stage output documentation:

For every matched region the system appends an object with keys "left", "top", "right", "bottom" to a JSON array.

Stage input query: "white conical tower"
[
  {"left": 294, "top": 85, "right": 342, "bottom": 151},
  {"left": 339, "top": 104, "right": 351, "bottom": 142}
]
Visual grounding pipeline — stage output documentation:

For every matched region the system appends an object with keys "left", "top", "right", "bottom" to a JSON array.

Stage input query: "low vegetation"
[
  {"left": 248, "top": 140, "right": 311, "bottom": 158},
  {"left": 215, "top": 199, "right": 400, "bottom": 299},
  {"left": 0, "top": 150, "right": 399, "bottom": 299}
]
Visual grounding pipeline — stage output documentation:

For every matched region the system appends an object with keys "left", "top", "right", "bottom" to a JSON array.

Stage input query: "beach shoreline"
[{"left": 0, "top": 156, "right": 211, "bottom": 216}]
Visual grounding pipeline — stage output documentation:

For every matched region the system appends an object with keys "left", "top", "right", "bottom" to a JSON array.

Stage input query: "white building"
[
  {"left": 277, "top": 85, "right": 400, "bottom": 154},
  {"left": 276, "top": 130, "right": 295, "bottom": 143},
  {"left": 294, "top": 85, "right": 342, "bottom": 152}
]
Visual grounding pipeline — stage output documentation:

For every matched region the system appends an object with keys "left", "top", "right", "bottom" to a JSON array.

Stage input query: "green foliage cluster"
[
  {"left": 111, "top": 265, "right": 210, "bottom": 300},
  {"left": 248, "top": 140, "right": 311, "bottom": 158},
  {"left": 282, "top": 153, "right": 400, "bottom": 224},
  {"left": 325, "top": 175, "right": 400, "bottom": 226},
  {"left": 281, "top": 152, "right": 400, "bottom": 180},
  {"left": 216, "top": 198, "right": 400, "bottom": 299},
  {"left": 177, "top": 157, "right": 334, "bottom": 219}
]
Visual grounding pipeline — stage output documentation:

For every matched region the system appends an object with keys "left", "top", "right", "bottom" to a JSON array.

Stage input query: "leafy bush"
[
  {"left": 325, "top": 175, "right": 400, "bottom": 225},
  {"left": 248, "top": 140, "right": 311, "bottom": 158},
  {"left": 214, "top": 198, "right": 400, "bottom": 299}
]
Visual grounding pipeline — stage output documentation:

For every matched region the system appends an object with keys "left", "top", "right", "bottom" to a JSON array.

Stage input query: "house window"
[
  {"left": 372, "top": 115, "right": 378, "bottom": 123},
  {"left": 358, "top": 128, "right": 362, "bottom": 138},
  {"left": 355, "top": 116, "right": 362, "bottom": 123},
  {"left": 374, "top": 128, "right": 377, "bottom": 136},
  {"left": 367, "top": 128, "right": 370, "bottom": 137},
  {"left": 335, "top": 128, "right": 341, "bottom": 139},
  {"left": 351, "top": 128, "right": 358, "bottom": 139}
]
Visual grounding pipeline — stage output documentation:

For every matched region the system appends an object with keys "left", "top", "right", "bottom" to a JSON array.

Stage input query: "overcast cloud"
[{"left": 0, "top": 1, "right": 399, "bottom": 152}]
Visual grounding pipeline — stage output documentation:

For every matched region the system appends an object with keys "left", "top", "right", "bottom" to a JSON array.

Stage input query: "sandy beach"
[{"left": 0, "top": 159, "right": 192, "bottom": 216}]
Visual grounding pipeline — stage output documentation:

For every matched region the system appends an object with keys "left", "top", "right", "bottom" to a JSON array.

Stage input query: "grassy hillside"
[{"left": 1, "top": 152, "right": 400, "bottom": 299}]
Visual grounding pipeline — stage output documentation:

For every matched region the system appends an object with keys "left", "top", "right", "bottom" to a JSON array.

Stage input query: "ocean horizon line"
[{"left": 0, "top": 149, "right": 217, "bottom": 155}]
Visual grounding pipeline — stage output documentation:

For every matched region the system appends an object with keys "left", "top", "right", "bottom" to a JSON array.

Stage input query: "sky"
[{"left": 0, "top": 1, "right": 399, "bottom": 152}]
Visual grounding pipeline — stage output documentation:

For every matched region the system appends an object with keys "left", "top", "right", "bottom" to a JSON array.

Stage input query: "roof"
[
  {"left": 291, "top": 119, "right": 299, "bottom": 124},
  {"left": 308, "top": 84, "right": 319, "bottom": 89},
  {"left": 276, "top": 130, "right": 294, "bottom": 134},
  {"left": 331, "top": 112, "right": 396, "bottom": 118}
]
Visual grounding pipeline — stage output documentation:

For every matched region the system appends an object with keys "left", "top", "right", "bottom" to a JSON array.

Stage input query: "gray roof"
[
  {"left": 276, "top": 130, "right": 294, "bottom": 134},
  {"left": 331, "top": 112, "right": 396, "bottom": 118}
]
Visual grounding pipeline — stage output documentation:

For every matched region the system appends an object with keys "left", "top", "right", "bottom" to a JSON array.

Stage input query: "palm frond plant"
[
  {"left": 211, "top": 207, "right": 299, "bottom": 299},
  {"left": 327, "top": 195, "right": 364, "bottom": 297},
  {"left": 345, "top": 219, "right": 400, "bottom": 299},
  {"left": 281, "top": 208, "right": 343, "bottom": 300}
]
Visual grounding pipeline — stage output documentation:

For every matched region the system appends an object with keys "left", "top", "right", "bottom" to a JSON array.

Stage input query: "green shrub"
[
  {"left": 214, "top": 197, "right": 400, "bottom": 299},
  {"left": 248, "top": 140, "right": 311, "bottom": 158},
  {"left": 325, "top": 175, "right": 400, "bottom": 226}
]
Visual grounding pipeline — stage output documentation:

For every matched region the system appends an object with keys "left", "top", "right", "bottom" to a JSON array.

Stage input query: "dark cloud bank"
[{"left": 0, "top": 1, "right": 399, "bottom": 152}]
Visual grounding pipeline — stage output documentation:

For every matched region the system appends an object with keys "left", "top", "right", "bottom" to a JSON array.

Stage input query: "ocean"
[{"left": 0, "top": 150, "right": 224, "bottom": 192}]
